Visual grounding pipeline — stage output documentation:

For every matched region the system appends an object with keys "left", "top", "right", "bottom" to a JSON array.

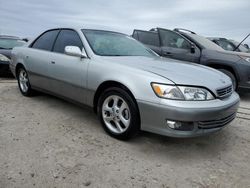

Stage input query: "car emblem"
[{"left": 220, "top": 79, "right": 226, "bottom": 84}]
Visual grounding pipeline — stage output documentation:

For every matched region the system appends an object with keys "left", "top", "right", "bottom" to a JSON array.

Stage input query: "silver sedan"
[{"left": 10, "top": 26, "right": 240, "bottom": 140}]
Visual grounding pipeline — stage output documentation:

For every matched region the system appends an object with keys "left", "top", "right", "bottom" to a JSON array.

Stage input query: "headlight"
[
  {"left": 0, "top": 54, "right": 10, "bottom": 62},
  {"left": 151, "top": 83, "right": 214, "bottom": 101},
  {"left": 178, "top": 86, "right": 214, "bottom": 100},
  {"left": 152, "top": 83, "right": 185, "bottom": 100},
  {"left": 239, "top": 55, "right": 250, "bottom": 63}
]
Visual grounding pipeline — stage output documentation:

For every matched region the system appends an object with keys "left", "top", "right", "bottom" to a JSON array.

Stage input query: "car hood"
[
  {"left": 101, "top": 56, "right": 232, "bottom": 91},
  {"left": 219, "top": 50, "right": 250, "bottom": 57}
]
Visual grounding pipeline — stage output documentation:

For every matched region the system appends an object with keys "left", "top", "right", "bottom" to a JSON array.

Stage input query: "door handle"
[
  {"left": 51, "top": 61, "right": 55, "bottom": 64},
  {"left": 163, "top": 52, "right": 173, "bottom": 56}
]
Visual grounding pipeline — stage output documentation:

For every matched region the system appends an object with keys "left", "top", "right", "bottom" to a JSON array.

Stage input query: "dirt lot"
[{"left": 0, "top": 77, "right": 250, "bottom": 188}]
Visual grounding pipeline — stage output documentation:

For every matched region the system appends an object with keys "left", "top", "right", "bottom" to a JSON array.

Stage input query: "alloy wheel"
[
  {"left": 19, "top": 69, "right": 29, "bottom": 93},
  {"left": 102, "top": 95, "right": 131, "bottom": 134}
]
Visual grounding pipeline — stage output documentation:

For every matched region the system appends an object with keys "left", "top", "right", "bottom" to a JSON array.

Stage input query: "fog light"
[
  {"left": 166, "top": 120, "right": 182, "bottom": 129},
  {"left": 166, "top": 120, "right": 194, "bottom": 131}
]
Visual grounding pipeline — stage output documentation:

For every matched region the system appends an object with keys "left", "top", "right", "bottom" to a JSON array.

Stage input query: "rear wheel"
[
  {"left": 219, "top": 69, "right": 237, "bottom": 90},
  {"left": 17, "top": 67, "right": 35, "bottom": 96},
  {"left": 97, "top": 87, "right": 140, "bottom": 140}
]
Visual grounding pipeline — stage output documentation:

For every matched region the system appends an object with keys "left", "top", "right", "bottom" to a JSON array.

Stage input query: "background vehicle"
[
  {"left": 208, "top": 37, "right": 250, "bottom": 53},
  {"left": 10, "top": 26, "right": 239, "bottom": 140},
  {"left": 0, "top": 35, "right": 26, "bottom": 75},
  {"left": 132, "top": 28, "right": 250, "bottom": 91}
]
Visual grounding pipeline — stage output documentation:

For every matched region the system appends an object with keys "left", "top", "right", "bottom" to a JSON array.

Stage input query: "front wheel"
[
  {"left": 17, "top": 67, "right": 35, "bottom": 96},
  {"left": 97, "top": 87, "right": 140, "bottom": 140}
]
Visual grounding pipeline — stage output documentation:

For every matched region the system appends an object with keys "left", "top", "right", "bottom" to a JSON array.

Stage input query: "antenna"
[{"left": 233, "top": 33, "right": 250, "bottom": 51}]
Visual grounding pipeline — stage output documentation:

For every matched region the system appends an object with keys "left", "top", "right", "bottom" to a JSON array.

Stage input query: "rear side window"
[
  {"left": 53, "top": 30, "right": 83, "bottom": 54},
  {"left": 132, "top": 31, "right": 139, "bottom": 40},
  {"left": 137, "top": 31, "right": 160, "bottom": 46},
  {"left": 32, "top": 30, "right": 59, "bottom": 51}
]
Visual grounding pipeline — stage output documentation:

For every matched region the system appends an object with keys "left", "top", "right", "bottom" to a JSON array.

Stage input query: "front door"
[
  {"left": 158, "top": 28, "right": 201, "bottom": 63},
  {"left": 48, "top": 29, "right": 88, "bottom": 104}
]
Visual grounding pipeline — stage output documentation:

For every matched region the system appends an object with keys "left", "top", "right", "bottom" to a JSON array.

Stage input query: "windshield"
[
  {"left": 0, "top": 38, "right": 26, "bottom": 49},
  {"left": 185, "top": 33, "right": 224, "bottom": 51},
  {"left": 82, "top": 30, "right": 156, "bottom": 57},
  {"left": 230, "top": 40, "right": 249, "bottom": 52}
]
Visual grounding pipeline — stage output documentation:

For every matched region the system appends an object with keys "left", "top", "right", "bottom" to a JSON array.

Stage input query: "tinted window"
[
  {"left": 159, "top": 29, "right": 190, "bottom": 49},
  {"left": 32, "top": 30, "right": 59, "bottom": 51},
  {"left": 82, "top": 30, "right": 155, "bottom": 57},
  {"left": 53, "top": 30, "right": 83, "bottom": 54},
  {"left": 137, "top": 31, "right": 160, "bottom": 46},
  {"left": 216, "top": 39, "right": 235, "bottom": 51},
  {"left": 132, "top": 31, "right": 139, "bottom": 40}
]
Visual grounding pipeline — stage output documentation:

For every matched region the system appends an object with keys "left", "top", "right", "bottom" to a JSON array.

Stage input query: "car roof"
[
  {"left": 207, "top": 37, "right": 228, "bottom": 41},
  {"left": 133, "top": 29, "right": 157, "bottom": 34},
  {"left": 47, "top": 24, "right": 125, "bottom": 34}
]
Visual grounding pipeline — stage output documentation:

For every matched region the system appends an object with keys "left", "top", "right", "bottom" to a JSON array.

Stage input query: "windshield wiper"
[
  {"left": 105, "top": 55, "right": 124, "bottom": 56},
  {"left": 0, "top": 47, "right": 11, "bottom": 50}
]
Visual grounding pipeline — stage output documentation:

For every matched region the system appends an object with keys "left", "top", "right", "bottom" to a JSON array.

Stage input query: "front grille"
[
  {"left": 216, "top": 85, "right": 233, "bottom": 99},
  {"left": 198, "top": 113, "right": 236, "bottom": 129}
]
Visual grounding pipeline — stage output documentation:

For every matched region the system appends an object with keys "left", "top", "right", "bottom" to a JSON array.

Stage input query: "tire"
[
  {"left": 97, "top": 87, "right": 140, "bottom": 140},
  {"left": 218, "top": 69, "right": 237, "bottom": 90},
  {"left": 17, "top": 67, "right": 35, "bottom": 96}
]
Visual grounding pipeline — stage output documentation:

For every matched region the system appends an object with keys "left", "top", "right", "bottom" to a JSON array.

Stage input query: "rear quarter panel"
[{"left": 10, "top": 47, "right": 26, "bottom": 77}]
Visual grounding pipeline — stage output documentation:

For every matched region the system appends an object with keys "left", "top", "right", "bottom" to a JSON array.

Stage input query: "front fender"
[{"left": 85, "top": 60, "right": 174, "bottom": 107}]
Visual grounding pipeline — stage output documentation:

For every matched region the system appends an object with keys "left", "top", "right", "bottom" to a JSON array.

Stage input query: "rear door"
[
  {"left": 48, "top": 29, "right": 88, "bottom": 103},
  {"left": 26, "top": 30, "right": 59, "bottom": 89},
  {"left": 158, "top": 28, "right": 201, "bottom": 62}
]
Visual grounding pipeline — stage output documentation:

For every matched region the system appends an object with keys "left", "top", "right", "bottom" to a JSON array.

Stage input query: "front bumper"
[
  {"left": 9, "top": 63, "right": 16, "bottom": 77},
  {"left": 238, "top": 82, "right": 250, "bottom": 92},
  {"left": 137, "top": 92, "right": 240, "bottom": 138}
]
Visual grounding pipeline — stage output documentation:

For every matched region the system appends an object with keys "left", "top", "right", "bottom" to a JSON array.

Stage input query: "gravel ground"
[{"left": 0, "top": 77, "right": 250, "bottom": 188}]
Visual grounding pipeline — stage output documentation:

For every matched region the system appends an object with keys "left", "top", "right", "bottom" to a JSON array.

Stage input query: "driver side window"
[
  {"left": 217, "top": 40, "right": 234, "bottom": 51},
  {"left": 159, "top": 29, "right": 190, "bottom": 49},
  {"left": 53, "top": 29, "right": 83, "bottom": 54}
]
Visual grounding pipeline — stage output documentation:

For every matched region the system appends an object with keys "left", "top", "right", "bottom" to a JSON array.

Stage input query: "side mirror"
[
  {"left": 190, "top": 43, "right": 196, "bottom": 54},
  {"left": 22, "top": 38, "right": 29, "bottom": 42},
  {"left": 244, "top": 44, "right": 249, "bottom": 49},
  {"left": 65, "top": 46, "right": 87, "bottom": 58}
]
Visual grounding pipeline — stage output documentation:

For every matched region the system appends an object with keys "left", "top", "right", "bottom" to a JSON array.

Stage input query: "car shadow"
[{"left": 129, "top": 129, "right": 231, "bottom": 158}]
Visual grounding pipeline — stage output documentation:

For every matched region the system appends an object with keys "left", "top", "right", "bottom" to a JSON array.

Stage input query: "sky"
[{"left": 0, "top": 0, "right": 249, "bottom": 44}]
